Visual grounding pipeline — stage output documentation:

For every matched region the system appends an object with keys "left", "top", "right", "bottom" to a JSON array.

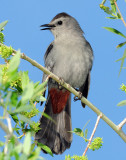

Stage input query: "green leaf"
[
  {"left": 12, "top": 105, "right": 34, "bottom": 114},
  {"left": 14, "top": 144, "right": 23, "bottom": 154},
  {"left": 106, "top": 16, "right": 117, "bottom": 19},
  {"left": 21, "top": 71, "right": 29, "bottom": 90},
  {"left": 33, "top": 147, "right": 42, "bottom": 160},
  {"left": 23, "top": 132, "right": 31, "bottom": 155},
  {"left": 89, "top": 137, "right": 103, "bottom": 151},
  {"left": 117, "top": 13, "right": 121, "bottom": 19},
  {"left": 19, "top": 154, "right": 27, "bottom": 160},
  {"left": 85, "top": 129, "right": 88, "bottom": 140},
  {"left": 0, "top": 141, "right": 4, "bottom": 147},
  {"left": 71, "top": 155, "right": 88, "bottom": 160},
  {"left": 32, "top": 80, "right": 48, "bottom": 100},
  {"left": 0, "top": 45, "right": 13, "bottom": 59},
  {"left": 116, "top": 41, "right": 126, "bottom": 48},
  {"left": 117, "top": 100, "right": 126, "bottom": 106},
  {"left": 37, "top": 143, "right": 53, "bottom": 156},
  {"left": 0, "top": 68, "right": 2, "bottom": 83},
  {"left": 103, "top": 27, "right": 126, "bottom": 38},
  {"left": 18, "top": 114, "right": 33, "bottom": 125},
  {"left": 34, "top": 81, "right": 40, "bottom": 88},
  {"left": 110, "top": 0, "right": 116, "bottom": 14},
  {"left": 35, "top": 96, "right": 46, "bottom": 102},
  {"left": 42, "top": 112, "right": 56, "bottom": 124},
  {"left": 116, "top": 49, "right": 126, "bottom": 75},
  {"left": 11, "top": 114, "right": 19, "bottom": 123},
  {"left": 0, "top": 32, "right": 5, "bottom": 43},
  {"left": 72, "top": 128, "right": 84, "bottom": 137},
  {"left": 82, "top": 120, "right": 90, "bottom": 131},
  {"left": 11, "top": 92, "right": 18, "bottom": 106},
  {"left": 100, "top": 5, "right": 113, "bottom": 15},
  {"left": 21, "top": 82, "right": 34, "bottom": 104},
  {"left": 29, "top": 146, "right": 42, "bottom": 160},
  {"left": 8, "top": 50, "right": 21, "bottom": 73},
  {"left": 0, "top": 20, "right": 8, "bottom": 31},
  {"left": 5, "top": 91, "right": 12, "bottom": 108},
  {"left": 34, "top": 80, "right": 48, "bottom": 95}
]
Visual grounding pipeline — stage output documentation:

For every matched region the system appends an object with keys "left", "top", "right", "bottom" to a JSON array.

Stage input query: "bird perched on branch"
[{"left": 35, "top": 12, "right": 93, "bottom": 155}]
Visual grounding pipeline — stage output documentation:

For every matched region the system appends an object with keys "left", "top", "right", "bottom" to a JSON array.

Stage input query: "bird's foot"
[
  {"left": 74, "top": 91, "right": 82, "bottom": 101},
  {"left": 58, "top": 78, "right": 65, "bottom": 89}
]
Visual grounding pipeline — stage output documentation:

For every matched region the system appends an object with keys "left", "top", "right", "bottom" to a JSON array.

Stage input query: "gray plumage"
[{"left": 35, "top": 12, "right": 93, "bottom": 154}]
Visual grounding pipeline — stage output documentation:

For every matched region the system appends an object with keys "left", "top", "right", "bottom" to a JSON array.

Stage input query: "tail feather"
[{"left": 35, "top": 93, "right": 72, "bottom": 154}]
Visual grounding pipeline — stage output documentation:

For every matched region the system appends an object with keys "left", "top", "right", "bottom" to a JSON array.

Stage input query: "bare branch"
[
  {"left": 114, "top": 0, "right": 126, "bottom": 27},
  {"left": 0, "top": 120, "right": 19, "bottom": 145},
  {"left": 6, "top": 113, "right": 13, "bottom": 133},
  {"left": 118, "top": 118, "right": 126, "bottom": 130},
  {"left": 83, "top": 114, "right": 102, "bottom": 156}
]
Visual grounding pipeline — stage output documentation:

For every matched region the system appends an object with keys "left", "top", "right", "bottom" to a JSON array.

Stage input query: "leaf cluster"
[
  {"left": 71, "top": 126, "right": 103, "bottom": 151},
  {"left": 0, "top": 21, "right": 8, "bottom": 44},
  {"left": 100, "top": 1, "right": 126, "bottom": 75},
  {"left": 0, "top": 20, "right": 50, "bottom": 159},
  {"left": 117, "top": 83, "right": 126, "bottom": 106},
  {"left": 65, "top": 155, "right": 88, "bottom": 160},
  {"left": 89, "top": 137, "right": 103, "bottom": 151},
  {"left": 0, "top": 133, "right": 43, "bottom": 160},
  {"left": 67, "top": 122, "right": 103, "bottom": 159},
  {"left": 0, "top": 51, "right": 47, "bottom": 133},
  {"left": 100, "top": 0, "right": 120, "bottom": 20},
  {"left": 100, "top": 1, "right": 126, "bottom": 107}
]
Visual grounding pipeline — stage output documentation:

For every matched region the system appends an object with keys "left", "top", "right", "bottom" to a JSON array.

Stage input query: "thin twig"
[
  {"left": 118, "top": 118, "right": 126, "bottom": 130},
  {"left": 0, "top": 120, "right": 19, "bottom": 145},
  {"left": 83, "top": 114, "right": 102, "bottom": 156},
  {"left": 114, "top": 0, "right": 126, "bottom": 27},
  {"left": 101, "top": 0, "right": 106, "bottom": 5},
  {"left": 6, "top": 114, "right": 13, "bottom": 133},
  {"left": 18, "top": 123, "right": 29, "bottom": 139},
  {"left": 34, "top": 101, "right": 38, "bottom": 107}
]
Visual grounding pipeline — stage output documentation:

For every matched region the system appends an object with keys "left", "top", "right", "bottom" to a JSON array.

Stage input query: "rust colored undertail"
[{"left": 49, "top": 88, "right": 70, "bottom": 114}]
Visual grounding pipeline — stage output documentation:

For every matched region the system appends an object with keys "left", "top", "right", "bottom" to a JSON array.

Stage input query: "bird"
[{"left": 35, "top": 12, "right": 93, "bottom": 155}]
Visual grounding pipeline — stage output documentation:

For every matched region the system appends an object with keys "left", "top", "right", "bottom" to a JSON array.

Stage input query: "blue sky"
[{"left": 1, "top": 0, "right": 126, "bottom": 159}]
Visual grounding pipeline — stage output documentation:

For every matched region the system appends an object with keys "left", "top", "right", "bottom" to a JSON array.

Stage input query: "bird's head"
[{"left": 40, "top": 12, "right": 83, "bottom": 38}]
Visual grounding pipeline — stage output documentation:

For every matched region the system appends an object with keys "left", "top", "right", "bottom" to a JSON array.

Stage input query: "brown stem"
[
  {"left": 114, "top": 0, "right": 126, "bottom": 27},
  {"left": 118, "top": 118, "right": 126, "bottom": 130},
  {"left": 83, "top": 114, "right": 102, "bottom": 156},
  {"left": 18, "top": 123, "right": 29, "bottom": 139}
]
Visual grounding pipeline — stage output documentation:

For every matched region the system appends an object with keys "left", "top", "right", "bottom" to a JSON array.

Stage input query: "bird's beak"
[{"left": 40, "top": 24, "right": 55, "bottom": 30}]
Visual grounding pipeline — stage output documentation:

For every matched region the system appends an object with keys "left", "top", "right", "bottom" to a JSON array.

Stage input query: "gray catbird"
[{"left": 35, "top": 12, "right": 93, "bottom": 155}]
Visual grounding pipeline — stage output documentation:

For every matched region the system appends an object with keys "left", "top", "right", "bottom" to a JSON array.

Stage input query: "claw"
[
  {"left": 58, "top": 78, "right": 65, "bottom": 89},
  {"left": 74, "top": 91, "right": 82, "bottom": 101}
]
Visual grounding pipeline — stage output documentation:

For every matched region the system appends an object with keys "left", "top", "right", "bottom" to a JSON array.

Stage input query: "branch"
[
  {"left": 0, "top": 120, "right": 11, "bottom": 135},
  {"left": 0, "top": 120, "right": 19, "bottom": 145},
  {"left": 114, "top": 0, "right": 126, "bottom": 27},
  {"left": 118, "top": 118, "right": 126, "bottom": 130},
  {"left": 83, "top": 114, "right": 102, "bottom": 156},
  {"left": 0, "top": 43, "right": 126, "bottom": 143}
]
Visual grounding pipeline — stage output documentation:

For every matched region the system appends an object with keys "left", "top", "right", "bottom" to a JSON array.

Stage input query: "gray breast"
[{"left": 52, "top": 44, "right": 91, "bottom": 88}]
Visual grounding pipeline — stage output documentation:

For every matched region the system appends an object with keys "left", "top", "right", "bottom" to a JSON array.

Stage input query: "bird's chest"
[{"left": 52, "top": 44, "right": 88, "bottom": 87}]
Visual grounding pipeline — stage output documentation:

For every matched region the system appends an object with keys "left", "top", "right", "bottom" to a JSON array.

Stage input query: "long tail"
[{"left": 35, "top": 93, "right": 72, "bottom": 155}]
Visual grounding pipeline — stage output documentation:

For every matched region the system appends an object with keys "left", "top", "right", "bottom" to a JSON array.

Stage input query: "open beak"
[{"left": 40, "top": 24, "right": 55, "bottom": 30}]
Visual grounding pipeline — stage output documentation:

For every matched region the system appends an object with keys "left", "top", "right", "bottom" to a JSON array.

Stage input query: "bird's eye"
[{"left": 57, "top": 21, "right": 62, "bottom": 25}]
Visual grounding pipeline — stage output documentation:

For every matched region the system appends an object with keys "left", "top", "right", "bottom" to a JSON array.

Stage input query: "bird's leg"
[
  {"left": 58, "top": 77, "right": 65, "bottom": 89},
  {"left": 74, "top": 89, "right": 82, "bottom": 101}
]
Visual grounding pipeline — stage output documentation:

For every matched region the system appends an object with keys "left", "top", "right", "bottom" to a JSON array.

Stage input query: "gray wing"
[
  {"left": 79, "top": 73, "right": 90, "bottom": 108},
  {"left": 42, "top": 42, "right": 54, "bottom": 82},
  {"left": 41, "top": 42, "right": 54, "bottom": 105},
  {"left": 79, "top": 40, "right": 93, "bottom": 107}
]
